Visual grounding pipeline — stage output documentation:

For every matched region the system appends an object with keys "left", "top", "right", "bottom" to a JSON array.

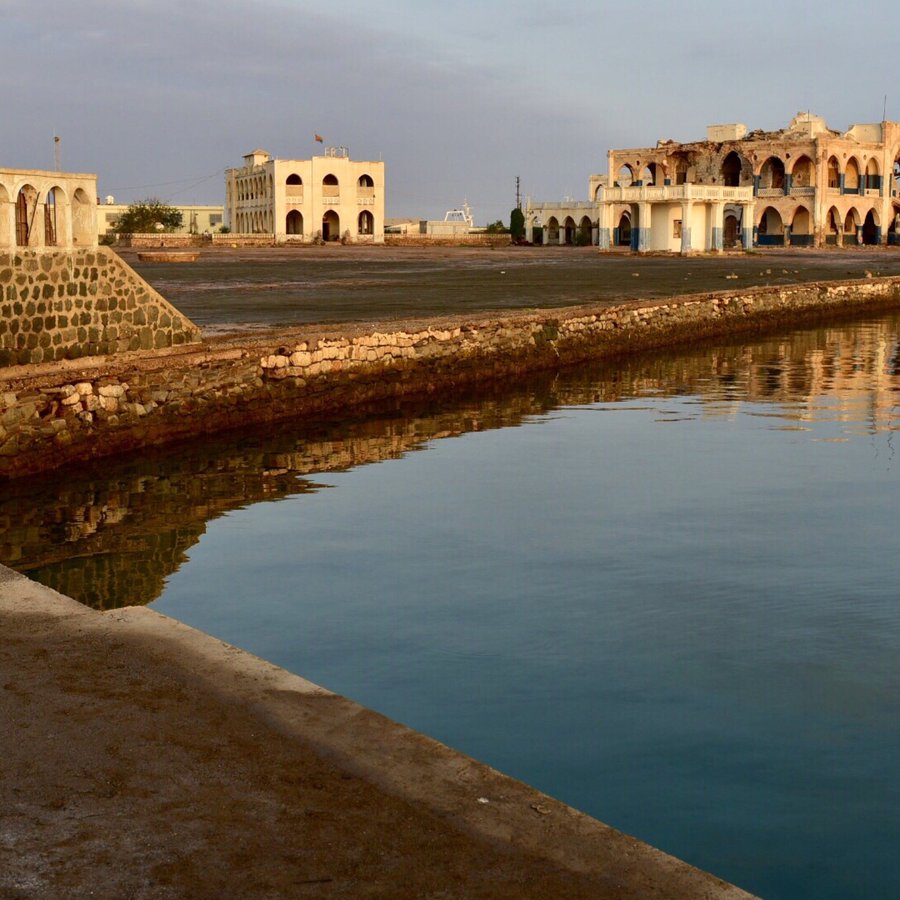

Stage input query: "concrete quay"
[{"left": 0, "top": 564, "right": 757, "bottom": 898}]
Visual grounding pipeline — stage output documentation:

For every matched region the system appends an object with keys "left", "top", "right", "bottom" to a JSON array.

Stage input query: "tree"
[
  {"left": 483, "top": 219, "right": 508, "bottom": 234},
  {"left": 115, "top": 198, "right": 183, "bottom": 234},
  {"left": 509, "top": 207, "right": 525, "bottom": 241}
]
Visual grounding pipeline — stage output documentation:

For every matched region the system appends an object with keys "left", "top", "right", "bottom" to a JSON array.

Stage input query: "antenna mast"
[
  {"left": 515, "top": 175, "right": 521, "bottom": 210},
  {"left": 53, "top": 135, "right": 61, "bottom": 171}
]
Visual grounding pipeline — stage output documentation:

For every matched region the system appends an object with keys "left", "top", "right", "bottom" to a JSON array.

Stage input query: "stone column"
[
  {"left": 597, "top": 204, "right": 611, "bottom": 250},
  {"left": 680, "top": 201, "right": 692, "bottom": 254},
  {"left": 542, "top": 224, "right": 549, "bottom": 246},
  {"left": 711, "top": 202, "right": 725, "bottom": 252},
  {"left": 525, "top": 220, "right": 534, "bottom": 244},
  {"left": 636, "top": 202, "right": 651, "bottom": 252},
  {"left": 741, "top": 203, "right": 753, "bottom": 250}
]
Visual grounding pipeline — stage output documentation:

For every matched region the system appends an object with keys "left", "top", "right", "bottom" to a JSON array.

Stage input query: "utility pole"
[
  {"left": 53, "top": 135, "right": 61, "bottom": 171},
  {"left": 515, "top": 175, "right": 521, "bottom": 211}
]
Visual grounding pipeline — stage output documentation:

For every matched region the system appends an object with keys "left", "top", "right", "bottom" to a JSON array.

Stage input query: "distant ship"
[{"left": 443, "top": 201, "right": 474, "bottom": 228}]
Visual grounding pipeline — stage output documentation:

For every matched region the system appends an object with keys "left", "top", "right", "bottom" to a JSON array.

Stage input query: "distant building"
[
  {"left": 1, "top": 167, "right": 97, "bottom": 249},
  {"left": 97, "top": 201, "right": 224, "bottom": 238},
  {"left": 527, "top": 113, "right": 900, "bottom": 252},
  {"left": 225, "top": 148, "right": 384, "bottom": 243}
]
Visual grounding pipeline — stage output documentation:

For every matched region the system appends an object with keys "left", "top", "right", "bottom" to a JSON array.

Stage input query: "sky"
[{"left": 3, "top": 0, "right": 899, "bottom": 224}]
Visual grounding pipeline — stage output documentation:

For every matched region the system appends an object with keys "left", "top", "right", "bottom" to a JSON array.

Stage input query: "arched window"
[
  {"left": 71, "top": 188, "right": 93, "bottom": 244},
  {"left": 358, "top": 210, "right": 374, "bottom": 235},
  {"left": 322, "top": 174, "right": 339, "bottom": 198},
  {"left": 286, "top": 173, "right": 302, "bottom": 185},
  {"left": 721, "top": 151, "right": 744, "bottom": 187},
  {"left": 827, "top": 157, "right": 840, "bottom": 189},
  {"left": 759, "top": 157, "right": 785, "bottom": 191},
  {"left": 16, "top": 185, "right": 37, "bottom": 246},
  {"left": 844, "top": 158, "right": 861, "bottom": 191},
  {"left": 44, "top": 187, "right": 58, "bottom": 246},
  {"left": 865, "top": 158, "right": 880, "bottom": 191},
  {"left": 357, "top": 174, "right": 374, "bottom": 188},
  {"left": 616, "top": 165, "right": 635, "bottom": 188},
  {"left": 322, "top": 209, "right": 340, "bottom": 241}
]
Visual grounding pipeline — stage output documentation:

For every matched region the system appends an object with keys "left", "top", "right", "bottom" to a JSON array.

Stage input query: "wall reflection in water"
[{"left": 3, "top": 312, "right": 899, "bottom": 609}]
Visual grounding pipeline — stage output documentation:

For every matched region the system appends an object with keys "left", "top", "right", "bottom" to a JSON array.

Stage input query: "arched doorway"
[
  {"left": 16, "top": 185, "right": 37, "bottom": 246},
  {"left": 827, "top": 157, "right": 840, "bottom": 190},
  {"left": 790, "top": 207, "right": 812, "bottom": 246},
  {"left": 563, "top": 217, "right": 576, "bottom": 244},
  {"left": 723, "top": 214, "right": 739, "bottom": 247},
  {"left": 639, "top": 164, "right": 657, "bottom": 186},
  {"left": 578, "top": 216, "right": 592, "bottom": 245},
  {"left": 790, "top": 156, "right": 815, "bottom": 190},
  {"left": 358, "top": 210, "right": 374, "bottom": 235},
  {"left": 843, "top": 209, "right": 860, "bottom": 245},
  {"left": 756, "top": 207, "right": 784, "bottom": 245},
  {"left": 721, "top": 151, "right": 743, "bottom": 187},
  {"left": 616, "top": 165, "right": 635, "bottom": 187},
  {"left": 759, "top": 157, "right": 785, "bottom": 191},
  {"left": 616, "top": 212, "right": 631, "bottom": 246},
  {"left": 546, "top": 216, "right": 559, "bottom": 243},
  {"left": 844, "top": 158, "right": 861, "bottom": 193},
  {"left": 44, "top": 187, "right": 59, "bottom": 246},
  {"left": 673, "top": 156, "right": 689, "bottom": 185},
  {"left": 865, "top": 159, "right": 880, "bottom": 192},
  {"left": 286, "top": 209, "right": 303, "bottom": 235},
  {"left": 825, "top": 207, "right": 841, "bottom": 245},
  {"left": 322, "top": 209, "right": 340, "bottom": 241},
  {"left": 862, "top": 210, "right": 879, "bottom": 245}
]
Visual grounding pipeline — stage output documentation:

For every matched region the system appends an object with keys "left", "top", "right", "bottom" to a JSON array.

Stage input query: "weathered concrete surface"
[
  {"left": 0, "top": 564, "right": 757, "bottom": 898},
  {"left": 1, "top": 274, "right": 899, "bottom": 479}
]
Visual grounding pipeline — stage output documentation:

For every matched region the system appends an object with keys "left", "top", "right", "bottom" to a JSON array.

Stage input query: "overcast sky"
[{"left": 3, "top": 0, "right": 899, "bottom": 223}]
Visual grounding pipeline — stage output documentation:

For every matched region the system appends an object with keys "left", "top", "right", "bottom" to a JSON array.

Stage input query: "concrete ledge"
[{"left": 0, "top": 564, "right": 756, "bottom": 897}]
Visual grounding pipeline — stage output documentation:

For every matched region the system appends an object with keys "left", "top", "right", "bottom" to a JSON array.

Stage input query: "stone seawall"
[
  {"left": 0, "top": 247, "right": 201, "bottom": 366},
  {"left": 1, "top": 276, "right": 899, "bottom": 478}
]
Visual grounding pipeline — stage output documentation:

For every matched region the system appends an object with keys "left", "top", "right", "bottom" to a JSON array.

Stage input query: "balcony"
[
  {"left": 357, "top": 197, "right": 375, "bottom": 206},
  {"left": 322, "top": 185, "right": 340, "bottom": 199},
  {"left": 757, "top": 188, "right": 785, "bottom": 198},
  {"left": 603, "top": 184, "right": 754, "bottom": 203},
  {"left": 790, "top": 186, "right": 816, "bottom": 197}
]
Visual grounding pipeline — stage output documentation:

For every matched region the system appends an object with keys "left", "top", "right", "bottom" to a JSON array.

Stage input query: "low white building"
[
  {"left": 225, "top": 148, "right": 384, "bottom": 243},
  {"left": 96, "top": 202, "right": 224, "bottom": 238}
]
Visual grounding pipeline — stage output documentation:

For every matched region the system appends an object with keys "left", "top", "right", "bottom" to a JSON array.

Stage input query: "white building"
[
  {"left": 96, "top": 202, "right": 224, "bottom": 238},
  {"left": 225, "top": 148, "right": 385, "bottom": 243}
]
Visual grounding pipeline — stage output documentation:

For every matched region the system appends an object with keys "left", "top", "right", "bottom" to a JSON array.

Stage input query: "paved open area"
[
  {"left": 0, "top": 566, "right": 754, "bottom": 899},
  {"left": 122, "top": 244, "right": 900, "bottom": 334}
]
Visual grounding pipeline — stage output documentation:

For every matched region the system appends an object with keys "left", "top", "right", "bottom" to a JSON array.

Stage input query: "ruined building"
[
  {"left": 527, "top": 113, "right": 900, "bottom": 252},
  {"left": 225, "top": 148, "right": 384, "bottom": 243}
]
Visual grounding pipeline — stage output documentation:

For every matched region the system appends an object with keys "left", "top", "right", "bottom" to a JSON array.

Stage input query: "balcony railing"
[
  {"left": 285, "top": 186, "right": 304, "bottom": 199},
  {"left": 322, "top": 186, "right": 340, "bottom": 198},
  {"left": 790, "top": 186, "right": 815, "bottom": 196},
  {"left": 757, "top": 188, "right": 785, "bottom": 198},
  {"left": 603, "top": 184, "right": 754, "bottom": 203},
  {"left": 357, "top": 187, "right": 375, "bottom": 199},
  {"left": 865, "top": 188, "right": 881, "bottom": 198},
  {"left": 357, "top": 197, "right": 375, "bottom": 206}
]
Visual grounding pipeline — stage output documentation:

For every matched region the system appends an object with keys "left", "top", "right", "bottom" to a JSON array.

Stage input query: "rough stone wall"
[
  {"left": 0, "top": 276, "right": 899, "bottom": 478},
  {"left": 0, "top": 247, "right": 201, "bottom": 367}
]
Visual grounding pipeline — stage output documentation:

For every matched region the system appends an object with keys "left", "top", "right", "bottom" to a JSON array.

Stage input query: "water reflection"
[{"left": 3, "top": 312, "right": 899, "bottom": 608}]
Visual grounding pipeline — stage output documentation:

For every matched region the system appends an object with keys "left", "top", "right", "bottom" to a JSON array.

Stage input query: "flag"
[{"left": 314, "top": 134, "right": 324, "bottom": 143}]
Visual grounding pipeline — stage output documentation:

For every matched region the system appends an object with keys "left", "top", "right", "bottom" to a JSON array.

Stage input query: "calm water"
[{"left": 6, "top": 314, "right": 900, "bottom": 899}]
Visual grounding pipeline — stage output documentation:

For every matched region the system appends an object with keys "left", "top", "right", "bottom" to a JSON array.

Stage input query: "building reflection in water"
[{"left": 2, "top": 312, "right": 898, "bottom": 609}]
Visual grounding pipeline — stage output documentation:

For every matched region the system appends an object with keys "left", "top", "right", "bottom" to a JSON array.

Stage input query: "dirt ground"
[{"left": 120, "top": 244, "right": 900, "bottom": 333}]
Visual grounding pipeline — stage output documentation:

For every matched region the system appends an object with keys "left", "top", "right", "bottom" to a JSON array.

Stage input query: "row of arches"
[
  {"left": 2, "top": 183, "right": 94, "bottom": 248},
  {"left": 542, "top": 215, "right": 593, "bottom": 244},
  {"left": 613, "top": 151, "right": 900, "bottom": 194},
  {"left": 284, "top": 210, "right": 375, "bottom": 240},
  {"left": 284, "top": 173, "right": 374, "bottom": 189}
]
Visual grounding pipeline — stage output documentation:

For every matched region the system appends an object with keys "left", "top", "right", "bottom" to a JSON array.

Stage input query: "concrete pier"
[{"left": 0, "top": 564, "right": 756, "bottom": 898}]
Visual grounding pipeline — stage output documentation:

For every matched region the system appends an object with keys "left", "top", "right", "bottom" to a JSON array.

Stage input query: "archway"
[
  {"left": 616, "top": 165, "right": 635, "bottom": 187},
  {"left": 721, "top": 151, "right": 743, "bottom": 187},
  {"left": 889, "top": 206, "right": 900, "bottom": 245},
  {"left": 546, "top": 216, "right": 559, "bottom": 243},
  {"left": 865, "top": 159, "right": 880, "bottom": 192},
  {"left": 16, "top": 184, "right": 38, "bottom": 246},
  {"left": 825, "top": 207, "right": 841, "bottom": 245},
  {"left": 723, "top": 214, "right": 739, "bottom": 247},
  {"left": 357, "top": 173, "right": 374, "bottom": 189},
  {"left": 322, "top": 209, "right": 340, "bottom": 241},
  {"left": 790, "top": 156, "right": 815, "bottom": 190},
  {"left": 578, "top": 215, "right": 592, "bottom": 245},
  {"left": 44, "top": 187, "right": 60, "bottom": 246},
  {"left": 844, "top": 158, "right": 861, "bottom": 193},
  {"left": 639, "top": 164, "right": 657, "bottom": 186},
  {"left": 843, "top": 209, "right": 860, "bottom": 245},
  {"left": 759, "top": 157, "right": 785, "bottom": 191},
  {"left": 358, "top": 210, "right": 374, "bottom": 235},
  {"left": 563, "top": 216, "right": 576, "bottom": 245},
  {"left": 827, "top": 157, "right": 840, "bottom": 190},
  {"left": 757, "top": 206, "right": 784, "bottom": 245},
  {"left": 673, "top": 156, "right": 689, "bottom": 185},
  {"left": 790, "top": 207, "right": 812, "bottom": 246},
  {"left": 862, "top": 210, "right": 879, "bottom": 245},
  {"left": 286, "top": 210, "right": 303, "bottom": 235},
  {"left": 616, "top": 212, "right": 631, "bottom": 246}
]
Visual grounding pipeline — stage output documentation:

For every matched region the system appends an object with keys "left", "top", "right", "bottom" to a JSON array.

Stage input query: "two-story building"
[{"left": 225, "top": 148, "right": 384, "bottom": 243}]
